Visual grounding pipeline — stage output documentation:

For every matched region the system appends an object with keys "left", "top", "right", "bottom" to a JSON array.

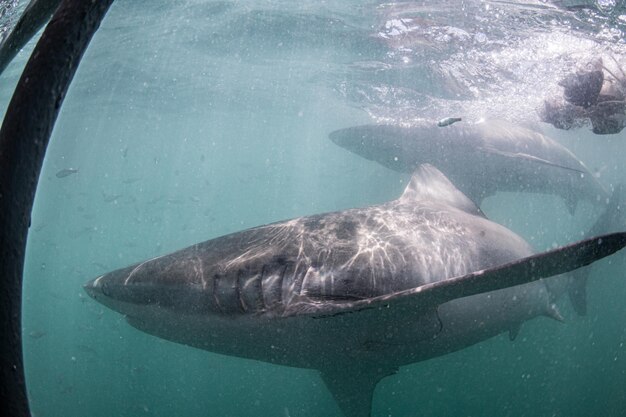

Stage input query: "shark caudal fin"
[
  {"left": 567, "top": 270, "right": 589, "bottom": 316},
  {"left": 567, "top": 184, "right": 626, "bottom": 315}
]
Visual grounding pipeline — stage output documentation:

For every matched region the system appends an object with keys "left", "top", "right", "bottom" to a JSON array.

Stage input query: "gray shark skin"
[
  {"left": 84, "top": 165, "right": 626, "bottom": 417},
  {"left": 329, "top": 120, "right": 608, "bottom": 213}
]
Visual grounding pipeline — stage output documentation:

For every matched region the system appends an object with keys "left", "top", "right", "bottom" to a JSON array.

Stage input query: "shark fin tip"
[{"left": 545, "top": 303, "right": 565, "bottom": 323}]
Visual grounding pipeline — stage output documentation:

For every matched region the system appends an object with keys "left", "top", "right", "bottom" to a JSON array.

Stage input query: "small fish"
[
  {"left": 55, "top": 168, "right": 79, "bottom": 178},
  {"left": 28, "top": 330, "right": 46, "bottom": 339},
  {"left": 102, "top": 192, "right": 122, "bottom": 203},
  {"left": 437, "top": 117, "right": 462, "bottom": 127}
]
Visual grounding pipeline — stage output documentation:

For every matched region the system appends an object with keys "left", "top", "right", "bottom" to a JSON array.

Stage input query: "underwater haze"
[{"left": 1, "top": 0, "right": 625, "bottom": 416}]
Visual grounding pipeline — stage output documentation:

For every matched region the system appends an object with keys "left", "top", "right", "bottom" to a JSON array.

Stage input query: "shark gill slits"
[
  {"left": 260, "top": 264, "right": 286, "bottom": 310},
  {"left": 273, "top": 255, "right": 289, "bottom": 266},
  {"left": 237, "top": 269, "right": 264, "bottom": 313},
  {"left": 211, "top": 274, "right": 225, "bottom": 313},
  {"left": 213, "top": 273, "right": 246, "bottom": 314}
]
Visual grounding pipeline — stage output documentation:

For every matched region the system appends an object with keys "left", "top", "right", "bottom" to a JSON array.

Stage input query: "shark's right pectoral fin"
[
  {"left": 293, "top": 232, "right": 626, "bottom": 320},
  {"left": 389, "top": 232, "right": 626, "bottom": 313},
  {"left": 480, "top": 146, "right": 589, "bottom": 215},
  {"left": 479, "top": 146, "right": 586, "bottom": 175}
]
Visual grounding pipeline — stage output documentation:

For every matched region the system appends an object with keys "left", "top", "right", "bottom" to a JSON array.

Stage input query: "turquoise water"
[{"left": 1, "top": 0, "right": 625, "bottom": 416}]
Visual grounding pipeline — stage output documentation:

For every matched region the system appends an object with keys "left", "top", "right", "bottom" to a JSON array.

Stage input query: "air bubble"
[{"left": 596, "top": 0, "right": 617, "bottom": 13}]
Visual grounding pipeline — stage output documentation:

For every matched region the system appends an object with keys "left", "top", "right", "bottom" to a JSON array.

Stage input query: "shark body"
[
  {"left": 329, "top": 120, "right": 608, "bottom": 213},
  {"left": 84, "top": 165, "right": 626, "bottom": 417}
]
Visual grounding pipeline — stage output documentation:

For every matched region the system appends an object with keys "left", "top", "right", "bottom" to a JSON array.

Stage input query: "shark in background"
[
  {"left": 329, "top": 119, "right": 608, "bottom": 214},
  {"left": 84, "top": 165, "right": 626, "bottom": 417},
  {"left": 329, "top": 118, "right": 626, "bottom": 317}
]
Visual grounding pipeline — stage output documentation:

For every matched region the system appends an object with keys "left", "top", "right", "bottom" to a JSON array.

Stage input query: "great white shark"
[
  {"left": 329, "top": 120, "right": 608, "bottom": 214},
  {"left": 84, "top": 165, "right": 626, "bottom": 417}
]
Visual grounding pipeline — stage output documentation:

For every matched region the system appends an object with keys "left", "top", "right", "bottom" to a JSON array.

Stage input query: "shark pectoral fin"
[
  {"left": 296, "top": 232, "right": 626, "bottom": 320},
  {"left": 479, "top": 147, "right": 585, "bottom": 174},
  {"left": 320, "top": 366, "right": 396, "bottom": 417},
  {"left": 411, "top": 232, "right": 626, "bottom": 310}
]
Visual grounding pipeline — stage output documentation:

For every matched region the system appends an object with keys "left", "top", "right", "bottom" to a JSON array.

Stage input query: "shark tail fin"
[
  {"left": 320, "top": 366, "right": 396, "bottom": 417},
  {"left": 591, "top": 184, "right": 626, "bottom": 236},
  {"left": 567, "top": 183, "right": 626, "bottom": 315},
  {"left": 567, "top": 271, "right": 588, "bottom": 315}
]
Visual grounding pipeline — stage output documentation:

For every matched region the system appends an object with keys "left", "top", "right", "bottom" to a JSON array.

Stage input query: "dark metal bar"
[
  {"left": 0, "top": 0, "right": 115, "bottom": 416},
  {"left": 0, "top": 0, "right": 63, "bottom": 75}
]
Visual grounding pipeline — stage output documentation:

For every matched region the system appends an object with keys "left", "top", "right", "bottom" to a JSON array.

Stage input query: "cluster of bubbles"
[{"left": 332, "top": 1, "right": 626, "bottom": 127}]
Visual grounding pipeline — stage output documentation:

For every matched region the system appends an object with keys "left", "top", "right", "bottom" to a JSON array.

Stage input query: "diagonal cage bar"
[{"left": 0, "top": 1, "right": 115, "bottom": 415}]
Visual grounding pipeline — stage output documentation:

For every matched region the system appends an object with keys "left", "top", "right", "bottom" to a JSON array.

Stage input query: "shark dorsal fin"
[{"left": 399, "top": 164, "right": 483, "bottom": 215}]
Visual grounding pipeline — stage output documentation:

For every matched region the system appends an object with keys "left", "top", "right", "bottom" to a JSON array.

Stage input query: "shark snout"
[
  {"left": 83, "top": 276, "right": 103, "bottom": 300},
  {"left": 82, "top": 264, "right": 149, "bottom": 313},
  {"left": 328, "top": 128, "right": 351, "bottom": 148},
  {"left": 84, "top": 258, "right": 217, "bottom": 316},
  {"left": 329, "top": 126, "right": 371, "bottom": 150}
]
